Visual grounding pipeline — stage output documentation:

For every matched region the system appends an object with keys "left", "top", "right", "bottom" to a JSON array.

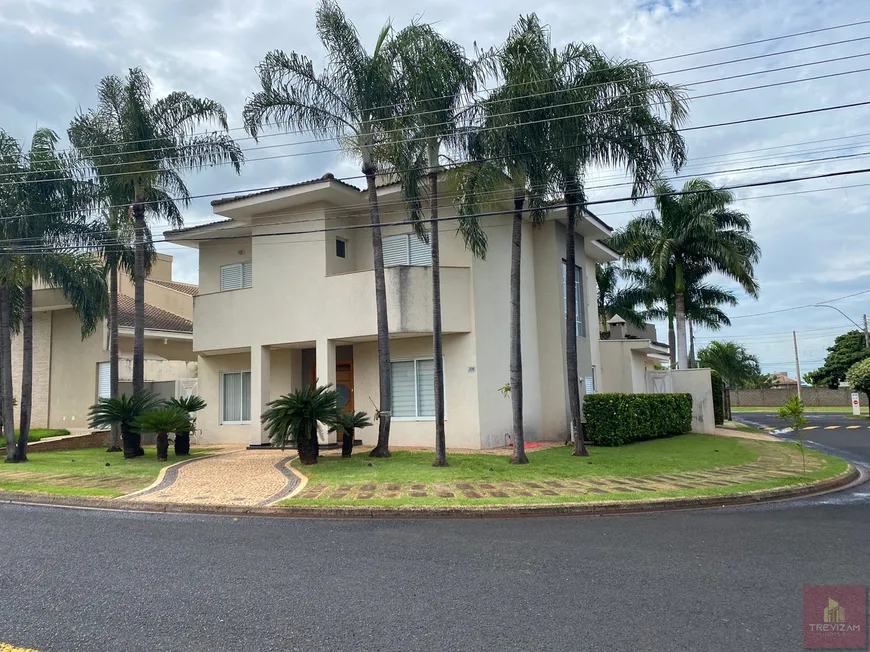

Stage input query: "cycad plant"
[
  {"left": 137, "top": 406, "right": 191, "bottom": 462},
  {"left": 261, "top": 384, "right": 339, "bottom": 465},
  {"left": 164, "top": 395, "right": 207, "bottom": 455},
  {"left": 88, "top": 392, "right": 162, "bottom": 459},
  {"left": 330, "top": 410, "right": 373, "bottom": 458}
]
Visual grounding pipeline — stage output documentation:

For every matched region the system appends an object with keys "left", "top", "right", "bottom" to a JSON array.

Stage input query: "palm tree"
[
  {"left": 697, "top": 341, "right": 764, "bottom": 389},
  {"left": 595, "top": 264, "right": 656, "bottom": 332},
  {"left": 69, "top": 68, "right": 243, "bottom": 395},
  {"left": 547, "top": 45, "right": 687, "bottom": 455},
  {"left": 261, "top": 384, "right": 339, "bottom": 465},
  {"left": 330, "top": 410, "right": 373, "bottom": 458},
  {"left": 137, "top": 406, "right": 190, "bottom": 461},
  {"left": 611, "top": 178, "right": 760, "bottom": 368},
  {"left": 165, "top": 395, "right": 206, "bottom": 455},
  {"left": 459, "top": 15, "right": 555, "bottom": 465},
  {"left": 91, "top": 206, "right": 155, "bottom": 452},
  {"left": 244, "top": 0, "right": 398, "bottom": 458},
  {"left": 88, "top": 392, "right": 162, "bottom": 459},
  {"left": 384, "top": 22, "right": 477, "bottom": 467}
]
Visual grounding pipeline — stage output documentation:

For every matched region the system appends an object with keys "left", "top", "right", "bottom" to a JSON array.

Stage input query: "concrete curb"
[{"left": 0, "top": 464, "right": 862, "bottom": 520}]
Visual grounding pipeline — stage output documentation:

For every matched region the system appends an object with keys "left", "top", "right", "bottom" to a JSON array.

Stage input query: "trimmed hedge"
[
  {"left": 710, "top": 370, "right": 725, "bottom": 425},
  {"left": 584, "top": 393, "right": 693, "bottom": 446}
]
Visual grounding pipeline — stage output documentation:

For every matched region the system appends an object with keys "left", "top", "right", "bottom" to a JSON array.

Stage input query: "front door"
[{"left": 309, "top": 359, "right": 354, "bottom": 441}]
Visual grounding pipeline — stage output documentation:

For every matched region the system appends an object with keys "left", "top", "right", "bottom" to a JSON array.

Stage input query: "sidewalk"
[{"left": 123, "top": 449, "right": 300, "bottom": 507}]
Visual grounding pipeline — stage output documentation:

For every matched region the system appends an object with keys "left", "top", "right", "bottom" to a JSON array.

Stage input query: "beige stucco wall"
[
  {"left": 196, "top": 351, "right": 253, "bottom": 445},
  {"left": 11, "top": 311, "right": 52, "bottom": 429},
  {"left": 669, "top": 368, "right": 715, "bottom": 434},
  {"left": 198, "top": 237, "right": 253, "bottom": 295},
  {"left": 599, "top": 341, "right": 651, "bottom": 394},
  {"left": 117, "top": 277, "right": 194, "bottom": 320},
  {"left": 117, "top": 336, "right": 197, "bottom": 362},
  {"left": 352, "top": 334, "right": 481, "bottom": 449}
]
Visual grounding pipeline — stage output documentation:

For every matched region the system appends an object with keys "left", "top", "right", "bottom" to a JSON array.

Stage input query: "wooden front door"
[{"left": 309, "top": 359, "right": 354, "bottom": 441}]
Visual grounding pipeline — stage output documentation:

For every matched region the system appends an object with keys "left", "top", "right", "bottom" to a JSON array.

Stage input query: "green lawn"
[
  {"left": 720, "top": 421, "right": 762, "bottom": 434},
  {"left": 21, "top": 428, "right": 70, "bottom": 442},
  {"left": 283, "top": 435, "right": 848, "bottom": 508},
  {"left": 0, "top": 447, "right": 212, "bottom": 497},
  {"left": 296, "top": 435, "right": 758, "bottom": 485},
  {"left": 732, "top": 406, "right": 865, "bottom": 414}
]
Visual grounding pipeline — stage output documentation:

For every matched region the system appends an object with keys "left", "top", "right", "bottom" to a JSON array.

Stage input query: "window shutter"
[
  {"left": 97, "top": 362, "right": 111, "bottom": 399},
  {"left": 382, "top": 235, "right": 409, "bottom": 267},
  {"left": 415, "top": 359, "right": 436, "bottom": 417},
  {"left": 409, "top": 235, "right": 432, "bottom": 266},
  {"left": 391, "top": 361, "right": 416, "bottom": 417},
  {"left": 220, "top": 263, "right": 243, "bottom": 291},
  {"left": 584, "top": 376, "right": 595, "bottom": 395},
  {"left": 242, "top": 262, "right": 253, "bottom": 288}
]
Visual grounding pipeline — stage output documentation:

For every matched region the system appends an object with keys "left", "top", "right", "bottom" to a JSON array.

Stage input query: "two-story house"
[{"left": 164, "top": 173, "right": 618, "bottom": 449}]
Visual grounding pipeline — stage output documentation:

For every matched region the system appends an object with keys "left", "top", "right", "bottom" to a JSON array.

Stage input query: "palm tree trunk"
[
  {"left": 668, "top": 308, "right": 676, "bottom": 367},
  {"left": 15, "top": 280, "right": 33, "bottom": 462},
  {"left": 107, "top": 265, "right": 121, "bottom": 452},
  {"left": 132, "top": 202, "right": 146, "bottom": 394},
  {"left": 1, "top": 287, "right": 17, "bottom": 463},
  {"left": 688, "top": 320, "right": 696, "bottom": 369},
  {"left": 675, "top": 292, "right": 689, "bottom": 369},
  {"left": 509, "top": 191, "right": 528, "bottom": 465},
  {"left": 565, "top": 196, "right": 587, "bottom": 457},
  {"left": 364, "top": 165, "right": 392, "bottom": 459},
  {"left": 155, "top": 431, "right": 169, "bottom": 462},
  {"left": 341, "top": 427, "right": 354, "bottom": 458},
  {"left": 429, "top": 168, "right": 447, "bottom": 468}
]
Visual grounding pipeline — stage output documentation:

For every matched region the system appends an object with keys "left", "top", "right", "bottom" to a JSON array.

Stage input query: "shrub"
[
  {"left": 710, "top": 370, "right": 725, "bottom": 425},
  {"left": 584, "top": 393, "right": 693, "bottom": 446}
]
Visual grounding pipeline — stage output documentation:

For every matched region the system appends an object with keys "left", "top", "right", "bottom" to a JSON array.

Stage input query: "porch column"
[
  {"left": 315, "top": 338, "right": 336, "bottom": 444},
  {"left": 250, "top": 345, "right": 271, "bottom": 445}
]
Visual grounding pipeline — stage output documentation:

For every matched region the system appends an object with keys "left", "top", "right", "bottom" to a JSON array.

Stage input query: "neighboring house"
[
  {"left": 598, "top": 315, "right": 671, "bottom": 394},
  {"left": 11, "top": 253, "right": 197, "bottom": 431},
  {"left": 771, "top": 371, "right": 798, "bottom": 388},
  {"left": 164, "top": 173, "right": 619, "bottom": 449}
]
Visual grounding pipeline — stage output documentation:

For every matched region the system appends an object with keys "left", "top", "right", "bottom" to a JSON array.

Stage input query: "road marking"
[
  {"left": 804, "top": 426, "right": 819, "bottom": 430},
  {"left": 846, "top": 425, "right": 861, "bottom": 429},
  {"left": 824, "top": 426, "right": 840, "bottom": 430}
]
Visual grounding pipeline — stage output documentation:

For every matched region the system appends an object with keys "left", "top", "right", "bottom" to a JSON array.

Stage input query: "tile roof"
[
  {"left": 117, "top": 295, "right": 193, "bottom": 334},
  {"left": 164, "top": 219, "right": 233, "bottom": 236},
  {"left": 147, "top": 279, "right": 199, "bottom": 296},
  {"left": 210, "top": 173, "right": 361, "bottom": 207}
]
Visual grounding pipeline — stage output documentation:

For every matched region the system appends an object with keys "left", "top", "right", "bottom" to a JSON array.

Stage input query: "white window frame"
[
  {"left": 220, "top": 262, "right": 253, "bottom": 292},
  {"left": 562, "top": 262, "right": 585, "bottom": 337},
  {"left": 391, "top": 356, "right": 446, "bottom": 421},
  {"left": 97, "top": 362, "right": 111, "bottom": 399},
  {"left": 335, "top": 237, "right": 348, "bottom": 259},
  {"left": 219, "top": 370, "right": 251, "bottom": 425}
]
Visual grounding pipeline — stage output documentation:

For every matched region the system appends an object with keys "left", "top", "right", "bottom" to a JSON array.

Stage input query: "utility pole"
[
  {"left": 864, "top": 314, "right": 869, "bottom": 349},
  {"left": 793, "top": 330, "right": 802, "bottom": 401}
]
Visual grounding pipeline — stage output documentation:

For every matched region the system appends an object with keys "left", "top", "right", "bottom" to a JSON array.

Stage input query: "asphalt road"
[
  {"left": 1, "top": 486, "right": 868, "bottom": 652},
  {"left": 734, "top": 411, "right": 870, "bottom": 465}
]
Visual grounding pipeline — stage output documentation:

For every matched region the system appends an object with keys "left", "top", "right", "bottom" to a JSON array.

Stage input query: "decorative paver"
[
  {"left": 293, "top": 442, "right": 827, "bottom": 503},
  {"left": 123, "top": 449, "right": 299, "bottom": 506}
]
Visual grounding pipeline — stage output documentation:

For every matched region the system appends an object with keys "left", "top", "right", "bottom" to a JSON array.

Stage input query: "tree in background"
[
  {"left": 805, "top": 330, "right": 869, "bottom": 389},
  {"left": 845, "top": 357, "right": 870, "bottom": 418},
  {"left": 244, "top": 0, "right": 398, "bottom": 458},
  {"left": 70, "top": 68, "right": 243, "bottom": 396},
  {"left": 595, "top": 264, "right": 655, "bottom": 332},
  {"left": 611, "top": 178, "right": 760, "bottom": 369},
  {"left": 697, "top": 340, "right": 765, "bottom": 389}
]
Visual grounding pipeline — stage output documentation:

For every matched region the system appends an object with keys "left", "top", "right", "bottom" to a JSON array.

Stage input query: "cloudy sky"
[{"left": 2, "top": 0, "right": 869, "bottom": 377}]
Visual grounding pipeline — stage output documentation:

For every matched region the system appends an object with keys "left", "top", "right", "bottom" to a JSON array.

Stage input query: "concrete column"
[
  {"left": 250, "top": 345, "right": 271, "bottom": 445},
  {"left": 315, "top": 338, "right": 336, "bottom": 444}
]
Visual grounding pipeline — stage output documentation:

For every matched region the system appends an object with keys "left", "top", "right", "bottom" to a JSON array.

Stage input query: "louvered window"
[
  {"left": 220, "top": 262, "right": 253, "bottom": 291},
  {"left": 391, "top": 358, "right": 441, "bottom": 419},
  {"left": 221, "top": 371, "right": 251, "bottom": 424},
  {"left": 97, "top": 362, "right": 111, "bottom": 399},
  {"left": 381, "top": 234, "right": 431, "bottom": 267},
  {"left": 562, "top": 262, "right": 584, "bottom": 337}
]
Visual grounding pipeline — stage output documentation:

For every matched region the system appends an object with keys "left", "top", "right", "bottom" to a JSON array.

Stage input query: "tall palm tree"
[
  {"left": 243, "top": 0, "right": 400, "bottom": 458},
  {"left": 459, "top": 15, "right": 554, "bottom": 465},
  {"left": 91, "top": 206, "right": 154, "bottom": 452},
  {"left": 595, "top": 263, "right": 656, "bottom": 332},
  {"left": 548, "top": 45, "right": 687, "bottom": 455},
  {"left": 610, "top": 178, "right": 760, "bottom": 369},
  {"left": 69, "top": 68, "right": 243, "bottom": 395},
  {"left": 383, "top": 22, "right": 477, "bottom": 467},
  {"left": 0, "top": 128, "right": 108, "bottom": 462}
]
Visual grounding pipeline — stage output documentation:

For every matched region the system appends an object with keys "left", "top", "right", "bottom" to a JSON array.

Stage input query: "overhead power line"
[{"left": 730, "top": 289, "right": 870, "bottom": 319}]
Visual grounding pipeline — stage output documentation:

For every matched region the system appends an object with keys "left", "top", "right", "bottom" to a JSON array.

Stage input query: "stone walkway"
[
  {"left": 297, "top": 442, "right": 825, "bottom": 503},
  {"left": 123, "top": 449, "right": 299, "bottom": 507}
]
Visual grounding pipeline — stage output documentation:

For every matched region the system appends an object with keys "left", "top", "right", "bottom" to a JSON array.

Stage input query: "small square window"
[{"left": 335, "top": 238, "right": 347, "bottom": 259}]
